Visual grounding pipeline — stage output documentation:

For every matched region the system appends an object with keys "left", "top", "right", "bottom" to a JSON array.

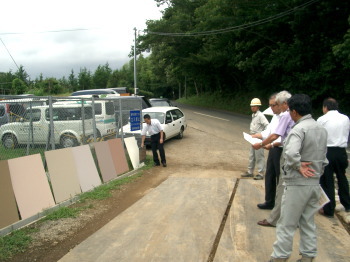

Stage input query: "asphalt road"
[{"left": 59, "top": 104, "right": 350, "bottom": 262}]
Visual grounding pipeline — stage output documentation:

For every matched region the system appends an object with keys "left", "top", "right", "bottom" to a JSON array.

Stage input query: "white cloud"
[{"left": 0, "top": 0, "right": 163, "bottom": 79}]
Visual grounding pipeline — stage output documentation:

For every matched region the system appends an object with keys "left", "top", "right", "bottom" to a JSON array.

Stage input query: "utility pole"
[{"left": 134, "top": 28, "right": 137, "bottom": 96}]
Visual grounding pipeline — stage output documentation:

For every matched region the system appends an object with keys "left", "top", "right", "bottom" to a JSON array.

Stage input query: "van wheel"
[
  {"left": 60, "top": 134, "right": 78, "bottom": 148},
  {"left": 177, "top": 127, "right": 184, "bottom": 139},
  {"left": 2, "top": 134, "right": 18, "bottom": 149}
]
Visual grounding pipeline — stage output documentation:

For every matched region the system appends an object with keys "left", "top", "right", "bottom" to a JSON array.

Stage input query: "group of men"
[{"left": 243, "top": 91, "right": 350, "bottom": 261}]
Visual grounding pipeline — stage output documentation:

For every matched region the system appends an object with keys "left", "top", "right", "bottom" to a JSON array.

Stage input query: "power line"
[
  {"left": 148, "top": 0, "right": 320, "bottom": 37},
  {"left": 0, "top": 38, "right": 19, "bottom": 70},
  {"left": 0, "top": 28, "right": 91, "bottom": 36}
]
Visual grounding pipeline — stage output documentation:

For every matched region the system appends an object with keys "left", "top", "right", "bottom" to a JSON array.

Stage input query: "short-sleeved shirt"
[
  {"left": 261, "top": 114, "right": 282, "bottom": 144},
  {"left": 141, "top": 119, "right": 163, "bottom": 136},
  {"left": 317, "top": 110, "right": 350, "bottom": 148},
  {"left": 274, "top": 110, "right": 294, "bottom": 144}
]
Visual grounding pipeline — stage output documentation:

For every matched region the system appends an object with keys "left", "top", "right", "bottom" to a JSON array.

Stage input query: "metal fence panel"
[{"left": 0, "top": 95, "right": 143, "bottom": 161}]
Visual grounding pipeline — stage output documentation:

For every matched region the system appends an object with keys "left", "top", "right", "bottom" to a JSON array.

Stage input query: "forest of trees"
[{"left": 1, "top": 0, "right": 349, "bottom": 113}]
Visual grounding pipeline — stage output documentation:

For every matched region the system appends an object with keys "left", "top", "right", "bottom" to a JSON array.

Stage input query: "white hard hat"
[{"left": 250, "top": 98, "right": 262, "bottom": 106}]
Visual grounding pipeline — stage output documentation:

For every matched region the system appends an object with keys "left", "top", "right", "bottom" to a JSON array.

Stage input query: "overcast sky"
[{"left": 0, "top": 0, "right": 163, "bottom": 80}]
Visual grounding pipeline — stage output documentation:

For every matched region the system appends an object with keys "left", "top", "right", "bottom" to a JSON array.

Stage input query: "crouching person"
[{"left": 269, "top": 94, "right": 328, "bottom": 262}]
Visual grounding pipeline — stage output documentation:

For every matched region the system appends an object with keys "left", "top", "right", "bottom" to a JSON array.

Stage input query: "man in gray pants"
[{"left": 269, "top": 94, "right": 328, "bottom": 262}]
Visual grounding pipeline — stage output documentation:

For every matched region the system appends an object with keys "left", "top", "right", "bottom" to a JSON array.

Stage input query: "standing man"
[
  {"left": 242, "top": 98, "right": 269, "bottom": 180},
  {"left": 252, "top": 90, "right": 294, "bottom": 227},
  {"left": 269, "top": 94, "right": 328, "bottom": 262},
  {"left": 251, "top": 93, "right": 282, "bottom": 209},
  {"left": 141, "top": 114, "right": 167, "bottom": 167},
  {"left": 317, "top": 98, "right": 350, "bottom": 217}
]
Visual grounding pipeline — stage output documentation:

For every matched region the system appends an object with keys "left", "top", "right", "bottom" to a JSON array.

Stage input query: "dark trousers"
[
  {"left": 320, "top": 147, "right": 350, "bottom": 215},
  {"left": 151, "top": 133, "right": 166, "bottom": 165},
  {"left": 264, "top": 147, "right": 283, "bottom": 206}
]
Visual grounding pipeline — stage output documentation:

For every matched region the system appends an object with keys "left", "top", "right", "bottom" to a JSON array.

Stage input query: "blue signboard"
[{"left": 130, "top": 110, "right": 141, "bottom": 131}]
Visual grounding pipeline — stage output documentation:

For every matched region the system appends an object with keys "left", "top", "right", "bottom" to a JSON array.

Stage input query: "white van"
[
  {"left": 0, "top": 104, "right": 93, "bottom": 148},
  {"left": 54, "top": 100, "right": 116, "bottom": 139}
]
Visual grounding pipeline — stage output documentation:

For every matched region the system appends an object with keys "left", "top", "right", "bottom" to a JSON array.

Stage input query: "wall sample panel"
[
  {"left": 8, "top": 154, "right": 56, "bottom": 220},
  {"left": 0, "top": 161, "right": 19, "bottom": 229},
  {"left": 45, "top": 148, "right": 81, "bottom": 203},
  {"left": 108, "top": 138, "right": 129, "bottom": 175},
  {"left": 124, "top": 137, "right": 140, "bottom": 169},
  {"left": 94, "top": 141, "right": 117, "bottom": 182},
  {"left": 72, "top": 145, "right": 101, "bottom": 192}
]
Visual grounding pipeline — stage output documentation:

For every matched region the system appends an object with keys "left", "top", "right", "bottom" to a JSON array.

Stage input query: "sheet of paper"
[
  {"left": 318, "top": 185, "right": 330, "bottom": 208},
  {"left": 243, "top": 132, "right": 262, "bottom": 145}
]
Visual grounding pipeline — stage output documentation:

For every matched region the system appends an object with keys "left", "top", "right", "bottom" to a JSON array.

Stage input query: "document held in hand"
[
  {"left": 243, "top": 132, "right": 262, "bottom": 145},
  {"left": 318, "top": 185, "right": 330, "bottom": 208}
]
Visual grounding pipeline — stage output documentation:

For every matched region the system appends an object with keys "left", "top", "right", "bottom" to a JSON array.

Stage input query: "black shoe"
[
  {"left": 257, "top": 203, "right": 274, "bottom": 210},
  {"left": 162, "top": 162, "right": 167, "bottom": 167}
]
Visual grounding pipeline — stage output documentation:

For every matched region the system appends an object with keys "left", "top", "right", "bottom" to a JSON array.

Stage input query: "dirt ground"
[{"left": 3, "top": 107, "right": 350, "bottom": 262}]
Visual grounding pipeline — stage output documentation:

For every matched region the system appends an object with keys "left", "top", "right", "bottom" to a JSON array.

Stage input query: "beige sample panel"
[
  {"left": 124, "top": 137, "right": 139, "bottom": 169},
  {"left": 45, "top": 148, "right": 82, "bottom": 203},
  {"left": 8, "top": 154, "right": 55, "bottom": 220},
  {"left": 72, "top": 145, "right": 101, "bottom": 192},
  {"left": 94, "top": 141, "right": 117, "bottom": 182},
  {"left": 0, "top": 161, "right": 20, "bottom": 229},
  {"left": 108, "top": 138, "right": 129, "bottom": 175}
]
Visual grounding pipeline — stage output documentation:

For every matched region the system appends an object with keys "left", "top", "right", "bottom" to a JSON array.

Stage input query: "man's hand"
[
  {"left": 141, "top": 142, "right": 144, "bottom": 148},
  {"left": 252, "top": 142, "right": 262, "bottom": 150},
  {"left": 160, "top": 138, "right": 163, "bottom": 144},
  {"left": 299, "top": 162, "right": 315, "bottom": 178},
  {"left": 263, "top": 144, "right": 272, "bottom": 150}
]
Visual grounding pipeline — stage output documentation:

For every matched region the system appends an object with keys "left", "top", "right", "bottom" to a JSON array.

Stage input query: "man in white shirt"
[
  {"left": 141, "top": 114, "right": 167, "bottom": 167},
  {"left": 251, "top": 93, "right": 282, "bottom": 209},
  {"left": 317, "top": 98, "right": 350, "bottom": 216}
]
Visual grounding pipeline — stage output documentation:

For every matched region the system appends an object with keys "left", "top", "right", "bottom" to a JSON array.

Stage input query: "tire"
[
  {"left": 2, "top": 134, "right": 18, "bottom": 149},
  {"left": 60, "top": 134, "right": 78, "bottom": 148},
  {"left": 177, "top": 127, "right": 184, "bottom": 139}
]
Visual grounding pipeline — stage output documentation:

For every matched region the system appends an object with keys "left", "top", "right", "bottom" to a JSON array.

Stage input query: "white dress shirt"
[
  {"left": 261, "top": 114, "right": 282, "bottom": 144},
  {"left": 141, "top": 119, "right": 163, "bottom": 136},
  {"left": 317, "top": 110, "right": 350, "bottom": 147}
]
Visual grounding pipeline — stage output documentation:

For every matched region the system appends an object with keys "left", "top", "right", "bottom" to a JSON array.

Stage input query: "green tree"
[
  {"left": 11, "top": 78, "right": 27, "bottom": 95},
  {"left": 78, "top": 67, "right": 93, "bottom": 90},
  {"left": 93, "top": 63, "right": 112, "bottom": 89}
]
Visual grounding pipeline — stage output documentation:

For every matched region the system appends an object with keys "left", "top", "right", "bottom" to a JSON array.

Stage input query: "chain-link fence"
[{"left": 0, "top": 95, "right": 143, "bottom": 160}]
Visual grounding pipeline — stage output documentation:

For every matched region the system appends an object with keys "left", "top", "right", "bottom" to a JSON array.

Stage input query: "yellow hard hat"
[{"left": 250, "top": 98, "right": 262, "bottom": 106}]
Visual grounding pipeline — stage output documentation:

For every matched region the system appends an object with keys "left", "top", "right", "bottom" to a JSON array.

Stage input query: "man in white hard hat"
[{"left": 241, "top": 98, "right": 269, "bottom": 180}]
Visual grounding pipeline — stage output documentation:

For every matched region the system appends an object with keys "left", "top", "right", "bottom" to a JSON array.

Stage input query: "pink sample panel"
[
  {"left": 94, "top": 141, "right": 117, "bottom": 182},
  {"left": 0, "top": 161, "right": 20, "bottom": 229},
  {"left": 72, "top": 145, "right": 101, "bottom": 192},
  {"left": 108, "top": 138, "right": 129, "bottom": 176},
  {"left": 8, "top": 154, "right": 56, "bottom": 220},
  {"left": 45, "top": 148, "right": 82, "bottom": 203}
]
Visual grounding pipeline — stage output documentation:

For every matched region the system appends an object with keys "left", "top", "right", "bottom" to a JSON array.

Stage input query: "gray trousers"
[
  {"left": 271, "top": 185, "right": 321, "bottom": 258},
  {"left": 247, "top": 147, "right": 265, "bottom": 174}
]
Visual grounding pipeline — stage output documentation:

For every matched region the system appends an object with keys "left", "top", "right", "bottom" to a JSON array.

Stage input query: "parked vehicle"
[
  {"left": 0, "top": 104, "right": 93, "bottom": 149},
  {"left": 71, "top": 89, "right": 120, "bottom": 97},
  {"left": 149, "top": 98, "right": 174, "bottom": 107},
  {"left": 108, "top": 87, "right": 129, "bottom": 95},
  {"left": 54, "top": 100, "right": 116, "bottom": 138},
  {"left": 120, "top": 106, "right": 187, "bottom": 145},
  {"left": 0, "top": 98, "right": 48, "bottom": 127}
]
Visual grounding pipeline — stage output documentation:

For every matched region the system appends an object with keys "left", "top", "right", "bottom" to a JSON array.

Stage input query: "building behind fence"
[{"left": 0, "top": 95, "right": 143, "bottom": 160}]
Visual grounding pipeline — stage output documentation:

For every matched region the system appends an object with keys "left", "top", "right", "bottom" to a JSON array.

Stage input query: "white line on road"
[{"left": 193, "top": 112, "right": 230, "bottom": 121}]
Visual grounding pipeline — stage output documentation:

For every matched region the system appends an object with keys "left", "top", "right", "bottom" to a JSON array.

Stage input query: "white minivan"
[
  {"left": 0, "top": 103, "right": 93, "bottom": 148},
  {"left": 54, "top": 100, "right": 116, "bottom": 138}
]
